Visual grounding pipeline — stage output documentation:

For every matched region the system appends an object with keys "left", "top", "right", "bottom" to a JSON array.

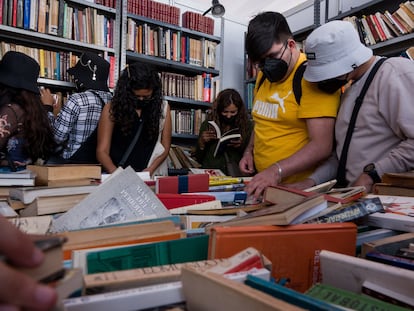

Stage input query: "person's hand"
[
  {"left": 352, "top": 173, "right": 374, "bottom": 193},
  {"left": 198, "top": 130, "right": 217, "bottom": 149},
  {"left": 0, "top": 216, "right": 57, "bottom": 310},
  {"left": 39, "top": 87, "right": 57, "bottom": 108},
  {"left": 239, "top": 150, "right": 255, "bottom": 175},
  {"left": 245, "top": 164, "right": 280, "bottom": 199}
]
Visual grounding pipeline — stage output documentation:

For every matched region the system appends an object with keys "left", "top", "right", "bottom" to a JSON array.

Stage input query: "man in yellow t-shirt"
[{"left": 240, "top": 12, "right": 340, "bottom": 198}]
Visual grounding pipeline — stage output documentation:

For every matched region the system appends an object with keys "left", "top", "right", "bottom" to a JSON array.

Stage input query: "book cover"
[
  {"left": 365, "top": 251, "right": 414, "bottom": 271},
  {"left": 86, "top": 235, "right": 209, "bottom": 274},
  {"left": 155, "top": 174, "right": 210, "bottom": 194},
  {"left": 245, "top": 275, "right": 343, "bottom": 311},
  {"left": 181, "top": 267, "right": 303, "bottom": 311},
  {"left": 319, "top": 250, "right": 414, "bottom": 306},
  {"left": 306, "top": 282, "right": 408, "bottom": 311},
  {"left": 306, "top": 197, "right": 384, "bottom": 224},
  {"left": 51, "top": 167, "right": 171, "bottom": 232},
  {"left": 156, "top": 193, "right": 216, "bottom": 209},
  {"left": 208, "top": 223, "right": 357, "bottom": 292}
]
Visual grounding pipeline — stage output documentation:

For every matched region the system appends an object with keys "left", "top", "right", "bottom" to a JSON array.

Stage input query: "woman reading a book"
[
  {"left": 0, "top": 51, "right": 57, "bottom": 171},
  {"left": 194, "top": 88, "right": 253, "bottom": 176},
  {"left": 96, "top": 62, "right": 172, "bottom": 176}
]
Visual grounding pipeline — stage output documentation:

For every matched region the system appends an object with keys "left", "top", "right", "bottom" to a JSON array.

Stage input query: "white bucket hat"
[{"left": 304, "top": 20, "right": 373, "bottom": 82}]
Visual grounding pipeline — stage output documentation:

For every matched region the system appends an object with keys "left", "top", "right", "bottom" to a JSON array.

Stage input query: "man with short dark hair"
[{"left": 240, "top": 12, "right": 340, "bottom": 198}]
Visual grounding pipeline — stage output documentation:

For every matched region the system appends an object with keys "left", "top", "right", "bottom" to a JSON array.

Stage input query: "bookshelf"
[
  {"left": 326, "top": 0, "right": 414, "bottom": 56},
  {"left": 119, "top": 3, "right": 221, "bottom": 141},
  {"left": 0, "top": 0, "right": 121, "bottom": 91}
]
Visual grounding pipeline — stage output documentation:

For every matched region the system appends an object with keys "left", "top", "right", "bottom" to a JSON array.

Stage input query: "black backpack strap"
[
  {"left": 336, "top": 57, "right": 387, "bottom": 187},
  {"left": 292, "top": 60, "right": 307, "bottom": 105},
  {"left": 256, "top": 60, "right": 307, "bottom": 105}
]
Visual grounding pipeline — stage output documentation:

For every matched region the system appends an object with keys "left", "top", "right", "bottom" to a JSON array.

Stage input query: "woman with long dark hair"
[
  {"left": 97, "top": 62, "right": 171, "bottom": 175},
  {"left": 0, "top": 51, "right": 56, "bottom": 170},
  {"left": 194, "top": 88, "right": 253, "bottom": 176}
]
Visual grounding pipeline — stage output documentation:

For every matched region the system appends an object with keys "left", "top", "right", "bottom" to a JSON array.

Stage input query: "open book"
[{"left": 208, "top": 121, "right": 241, "bottom": 157}]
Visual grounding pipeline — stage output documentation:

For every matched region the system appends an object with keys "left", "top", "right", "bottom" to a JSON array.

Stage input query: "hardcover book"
[
  {"left": 51, "top": 167, "right": 171, "bottom": 232},
  {"left": 208, "top": 223, "right": 357, "bottom": 292},
  {"left": 155, "top": 174, "right": 210, "bottom": 194},
  {"left": 381, "top": 171, "right": 414, "bottom": 189}
]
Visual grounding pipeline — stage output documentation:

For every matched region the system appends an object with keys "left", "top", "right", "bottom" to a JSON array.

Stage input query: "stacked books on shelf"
[{"left": 342, "top": 1, "right": 414, "bottom": 47}]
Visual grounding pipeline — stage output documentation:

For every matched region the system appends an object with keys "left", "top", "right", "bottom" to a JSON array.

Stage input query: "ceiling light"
[{"left": 202, "top": 0, "right": 225, "bottom": 17}]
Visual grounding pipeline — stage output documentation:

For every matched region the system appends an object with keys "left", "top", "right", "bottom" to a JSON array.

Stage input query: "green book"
[
  {"left": 305, "top": 283, "right": 408, "bottom": 311},
  {"left": 244, "top": 275, "right": 343, "bottom": 311},
  {"left": 86, "top": 235, "right": 209, "bottom": 274}
]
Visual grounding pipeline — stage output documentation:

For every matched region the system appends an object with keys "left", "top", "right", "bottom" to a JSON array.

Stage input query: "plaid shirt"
[{"left": 48, "top": 90, "right": 112, "bottom": 159}]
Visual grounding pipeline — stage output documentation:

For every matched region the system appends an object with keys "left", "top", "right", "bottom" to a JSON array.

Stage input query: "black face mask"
[
  {"left": 219, "top": 115, "right": 237, "bottom": 126},
  {"left": 261, "top": 58, "right": 289, "bottom": 83},
  {"left": 132, "top": 98, "right": 153, "bottom": 109},
  {"left": 317, "top": 78, "right": 348, "bottom": 94}
]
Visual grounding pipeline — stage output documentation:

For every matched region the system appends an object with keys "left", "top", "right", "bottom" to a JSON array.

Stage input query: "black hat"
[
  {"left": 67, "top": 52, "right": 110, "bottom": 91},
  {"left": 0, "top": 51, "right": 40, "bottom": 94}
]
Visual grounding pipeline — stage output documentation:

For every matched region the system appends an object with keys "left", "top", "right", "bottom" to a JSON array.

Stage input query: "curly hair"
[
  {"left": 0, "top": 87, "right": 57, "bottom": 162},
  {"left": 211, "top": 88, "right": 250, "bottom": 140},
  {"left": 110, "top": 62, "right": 162, "bottom": 140}
]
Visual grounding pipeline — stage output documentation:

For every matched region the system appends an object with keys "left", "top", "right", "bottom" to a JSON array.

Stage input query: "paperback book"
[{"left": 208, "top": 120, "right": 241, "bottom": 157}]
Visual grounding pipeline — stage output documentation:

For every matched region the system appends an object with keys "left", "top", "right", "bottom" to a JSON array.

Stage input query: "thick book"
[
  {"left": 208, "top": 120, "right": 241, "bottom": 157},
  {"left": 26, "top": 164, "right": 101, "bottom": 186},
  {"left": 51, "top": 167, "right": 171, "bottom": 232},
  {"left": 210, "top": 194, "right": 328, "bottom": 226},
  {"left": 155, "top": 174, "right": 210, "bottom": 194},
  {"left": 319, "top": 250, "right": 414, "bottom": 307},
  {"left": 373, "top": 183, "right": 414, "bottom": 196},
  {"left": 181, "top": 267, "right": 303, "bottom": 311},
  {"left": 365, "top": 251, "right": 414, "bottom": 271},
  {"left": 208, "top": 223, "right": 357, "bottom": 293},
  {"left": 381, "top": 171, "right": 414, "bottom": 189},
  {"left": 305, "top": 282, "right": 408, "bottom": 311}
]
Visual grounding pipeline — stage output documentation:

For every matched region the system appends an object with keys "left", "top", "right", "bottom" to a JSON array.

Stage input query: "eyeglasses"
[{"left": 254, "top": 42, "right": 288, "bottom": 70}]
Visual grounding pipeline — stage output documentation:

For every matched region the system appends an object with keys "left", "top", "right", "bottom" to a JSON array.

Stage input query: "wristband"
[{"left": 274, "top": 162, "right": 282, "bottom": 183}]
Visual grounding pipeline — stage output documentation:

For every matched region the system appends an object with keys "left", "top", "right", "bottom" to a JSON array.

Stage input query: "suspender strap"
[{"left": 336, "top": 57, "right": 387, "bottom": 187}]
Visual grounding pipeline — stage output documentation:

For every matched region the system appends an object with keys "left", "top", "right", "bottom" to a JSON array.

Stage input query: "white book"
[
  {"left": 320, "top": 250, "right": 414, "bottom": 306},
  {"left": 63, "top": 268, "right": 270, "bottom": 311},
  {"left": 50, "top": 167, "right": 170, "bottom": 232}
]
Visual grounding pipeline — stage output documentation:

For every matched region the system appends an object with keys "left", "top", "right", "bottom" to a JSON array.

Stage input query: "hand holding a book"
[
  {"left": 245, "top": 164, "right": 282, "bottom": 199},
  {"left": 0, "top": 216, "right": 57, "bottom": 310},
  {"left": 199, "top": 129, "right": 217, "bottom": 150}
]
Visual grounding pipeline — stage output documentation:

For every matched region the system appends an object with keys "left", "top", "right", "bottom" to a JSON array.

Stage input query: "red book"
[
  {"left": 155, "top": 174, "right": 210, "bottom": 194},
  {"left": 208, "top": 223, "right": 357, "bottom": 293},
  {"left": 156, "top": 193, "right": 216, "bottom": 209}
]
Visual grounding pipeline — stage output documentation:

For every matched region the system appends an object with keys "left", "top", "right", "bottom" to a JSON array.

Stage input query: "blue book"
[
  {"left": 23, "top": 0, "right": 30, "bottom": 29},
  {"left": 244, "top": 275, "right": 344, "bottom": 311}
]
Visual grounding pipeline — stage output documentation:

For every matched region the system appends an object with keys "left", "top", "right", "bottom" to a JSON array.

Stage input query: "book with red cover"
[
  {"left": 208, "top": 223, "right": 357, "bottom": 293},
  {"left": 155, "top": 174, "right": 209, "bottom": 194},
  {"left": 156, "top": 193, "right": 216, "bottom": 209}
]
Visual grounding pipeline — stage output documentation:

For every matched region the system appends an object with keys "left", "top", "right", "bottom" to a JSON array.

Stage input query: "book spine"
[{"left": 310, "top": 197, "right": 384, "bottom": 223}]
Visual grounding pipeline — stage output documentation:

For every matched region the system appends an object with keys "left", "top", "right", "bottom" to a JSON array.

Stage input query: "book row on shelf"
[
  {"left": 2, "top": 164, "right": 414, "bottom": 310},
  {"left": 126, "top": 18, "right": 218, "bottom": 68},
  {"left": 161, "top": 72, "right": 218, "bottom": 102},
  {"left": 171, "top": 108, "right": 207, "bottom": 137},
  {"left": 0, "top": 0, "right": 115, "bottom": 48},
  {"left": 343, "top": 1, "right": 414, "bottom": 47}
]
